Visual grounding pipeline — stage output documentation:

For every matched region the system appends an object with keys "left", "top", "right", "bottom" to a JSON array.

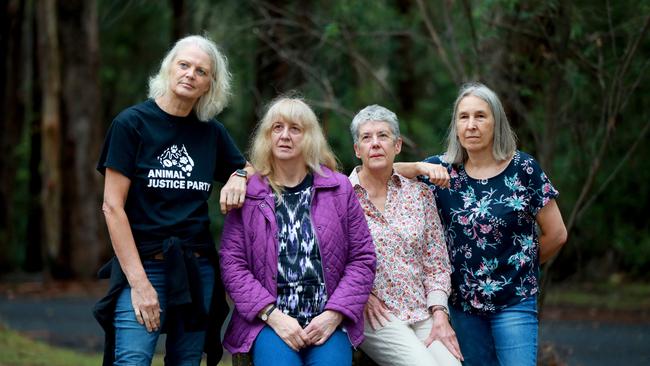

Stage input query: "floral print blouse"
[
  {"left": 424, "top": 151, "right": 559, "bottom": 314},
  {"left": 349, "top": 168, "right": 451, "bottom": 323}
]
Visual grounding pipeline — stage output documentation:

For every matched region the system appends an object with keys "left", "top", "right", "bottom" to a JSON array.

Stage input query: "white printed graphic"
[
  {"left": 146, "top": 144, "right": 211, "bottom": 192},
  {"left": 157, "top": 144, "right": 194, "bottom": 177}
]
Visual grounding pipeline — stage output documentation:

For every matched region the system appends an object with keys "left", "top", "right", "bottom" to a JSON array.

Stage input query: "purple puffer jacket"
[{"left": 219, "top": 166, "right": 376, "bottom": 354}]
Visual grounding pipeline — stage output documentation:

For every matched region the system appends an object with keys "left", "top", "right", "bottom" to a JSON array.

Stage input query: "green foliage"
[
  {"left": 5, "top": 0, "right": 648, "bottom": 279},
  {"left": 98, "top": 0, "right": 174, "bottom": 123},
  {"left": 613, "top": 228, "right": 650, "bottom": 276},
  {"left": 98, "top": 0, "right": 650, "bottom": 280}
]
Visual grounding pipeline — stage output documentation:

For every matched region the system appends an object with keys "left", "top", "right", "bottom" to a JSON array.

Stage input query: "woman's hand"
[
  {"left": 393, "top": 162, "right": 450, "bottom": 188},
  {"left": 416, "top": 162, "right": 450, "bottom": 188},
  {"left": 219, "top": 173, "right": 247, "bottom": 214},
  {"left": 424, "top": 310, "right": 464, "bottom": 361},
  {"left": 364, "top": 293, "right": 392, "bottom": 330},
  {"left": 266, "top": 310, "right": 310, "bottom": 351},
  {"left": 103, "top": 168, "right": 161, "bottom": 332},
  {"left": 130, "top": 279, "right": 161, "bottom": 332},
  {"left": 304, "top": 310, "right": 343, "bottom": 346}
]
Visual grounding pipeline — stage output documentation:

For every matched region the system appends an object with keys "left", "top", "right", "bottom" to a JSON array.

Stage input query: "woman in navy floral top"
[{"left": 397, "top": 82, "right": 567, "bottom": 366}]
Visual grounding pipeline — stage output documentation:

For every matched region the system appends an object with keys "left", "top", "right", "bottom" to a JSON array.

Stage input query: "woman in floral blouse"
[
  {"left": 397, "top": 82, "right": 567, "bottom": 366},
  {"left": 349, "top": 105, "right": 462, "bottom": 366}
]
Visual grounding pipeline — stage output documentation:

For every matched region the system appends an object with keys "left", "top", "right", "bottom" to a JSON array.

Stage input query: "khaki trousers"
[{"left": 360, "top": 313, "right": 462, "bottom": 366}]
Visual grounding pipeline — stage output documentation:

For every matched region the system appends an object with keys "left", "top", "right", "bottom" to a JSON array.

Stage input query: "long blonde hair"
[{"left": 250, "top": 96, "right": 338, "bottom": 197}]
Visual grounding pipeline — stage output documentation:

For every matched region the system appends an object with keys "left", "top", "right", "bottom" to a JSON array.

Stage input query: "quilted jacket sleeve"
[
  {"left": 220, "top": 208, "right": 275, "bottom": 322},
  {"left": 324, "top": 180, "right": 376, "bottom": 323}
]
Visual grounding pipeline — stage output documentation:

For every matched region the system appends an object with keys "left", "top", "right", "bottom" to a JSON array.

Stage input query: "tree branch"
[
  {"left": 576, "top": 119, "right": 650, "bottom": 220},
  {"left": 415, "top": 0, "right": 461, "bottom": 83}
]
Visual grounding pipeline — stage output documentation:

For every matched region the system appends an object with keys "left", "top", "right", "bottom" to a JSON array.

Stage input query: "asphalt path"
[{"left": 1, "top": 295, "right": 649, "bottom": 365}]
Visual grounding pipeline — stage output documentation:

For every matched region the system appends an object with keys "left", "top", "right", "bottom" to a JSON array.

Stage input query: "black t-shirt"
[{"left": 97, "top": 99, "right": 245, "bottom": 243}]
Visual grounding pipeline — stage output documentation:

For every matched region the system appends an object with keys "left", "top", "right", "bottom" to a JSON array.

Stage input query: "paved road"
[
  {"left": 539, "top": 319, "right": 650, "bottom": 365},
  {"left": 1, "top": 295, "right": 649, "bottom": 365}
]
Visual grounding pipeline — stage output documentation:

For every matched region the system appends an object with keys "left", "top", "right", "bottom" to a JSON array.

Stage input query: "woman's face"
[
  {"left": 354, "top": 120, "right": 401, "bottom": 172},
  {"left": 270, "top": 117, "right": 305, "bottom": 165},
  {"left": 456, "top": 95, "right": 495, "bottom": 156},
  {"left": 168, "top": 45, "right": 212, "bottom": 103}
]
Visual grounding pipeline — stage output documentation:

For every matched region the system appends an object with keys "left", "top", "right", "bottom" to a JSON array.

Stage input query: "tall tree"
[
  {"left": 58, "top": 0, "right": 105, "bottom": 277},
  {"left": 36, "top": 0, "right": 63, "bottom": 275},
  {"left": 0, "top": 0, "right": 27, "bottom": 271},
  {"left": 171, "top": 0, "right": 189, "bottom": 39}
]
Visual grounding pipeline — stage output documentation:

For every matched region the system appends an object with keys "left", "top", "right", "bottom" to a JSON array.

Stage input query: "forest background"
[{"left": 1, "top": 0, "right": 649, "bottom": 295}]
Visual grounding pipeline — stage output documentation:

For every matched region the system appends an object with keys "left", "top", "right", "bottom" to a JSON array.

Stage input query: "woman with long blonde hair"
[{"left": 220, "top": 97, "right": 376, "bottom": 366}]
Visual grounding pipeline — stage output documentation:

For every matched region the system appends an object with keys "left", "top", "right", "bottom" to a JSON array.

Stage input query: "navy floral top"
[{"left": 424, "top": 151, "right": 558, "bottom": 314}]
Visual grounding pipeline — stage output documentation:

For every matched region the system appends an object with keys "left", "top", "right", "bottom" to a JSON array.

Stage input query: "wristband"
[
  {"left": 260, "top": 304, "right": 276, "bottom": 322},
  {"left": 231, "top": 168, "right": 248, "bottom": 179},
  {"left": 431, "top": 305, "right": 449, "bottom": 318}
]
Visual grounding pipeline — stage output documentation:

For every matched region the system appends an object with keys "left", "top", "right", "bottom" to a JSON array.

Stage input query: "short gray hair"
[
  {"left": 445, "top": 82, "right": 517, "bottom": 164},
  {"left": 350, "top": 105, "right": 400, "bottom": 144},
  {"left": 148, "top": 35, "right": 231, "bottom": 121}
]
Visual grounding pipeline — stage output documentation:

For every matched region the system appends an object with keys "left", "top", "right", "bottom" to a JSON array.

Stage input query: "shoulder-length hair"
[
  {"left": 444, "top": 82, "right": 517, "bottom": 165},
  {"left": 250, "top": 96, "right": 338, "bottom": 196},
  {"left": 148, "top": 34, "right": 231, "bottom": 122}
]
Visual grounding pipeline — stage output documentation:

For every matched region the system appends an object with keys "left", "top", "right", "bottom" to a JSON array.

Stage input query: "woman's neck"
[
  {"left": 465, "top": 150, "right": 498, "bottom": 169},
  {"left": 273, "top": 162, "right": 309, "bottom": 188},
  {"left": 358, "top": 166, "right": 392, "bottom": 193},
  {"left": 464, "top": 150, "right": 512, "bottom": 179},
  {"left": 155, "top": 94, "right": 195, "bottom": 117},
  {"left": 357, "top": 166, "right": 390, "bottom": 213}
]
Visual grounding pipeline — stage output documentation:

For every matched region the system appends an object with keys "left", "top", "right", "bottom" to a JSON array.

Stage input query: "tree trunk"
[
  {"left": 251, "top": 0, "right": 295, "bottom": 130},
  {"left": 36, "top": 0, "right": 63, "bottom": 275},
  {"left": 539, "top": 3, "right": 571, "bottom": 171},
  {"left": 170, "top": 0, "right": 189, "bottom": 40},
  {"left": 0, "top": 0, "right": 26, "bottom": 272},
  {"left": 58, "top": 0, "right": 105, "bottom": 278},
  {"left": 396, "top": 0, "right": 416, "bottom": 114},
  {"left": 25, "top": 0, "right": 43, "bottom": 272}
]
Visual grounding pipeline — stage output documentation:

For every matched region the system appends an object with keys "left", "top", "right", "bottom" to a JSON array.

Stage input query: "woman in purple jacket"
[{"left": 220, "top": 96, "right": 376, "bottom": 366}]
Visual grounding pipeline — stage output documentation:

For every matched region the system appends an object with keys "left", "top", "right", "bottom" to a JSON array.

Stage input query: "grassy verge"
[
  {"left": 0, "top": 326, "right": 164, "bottom": 366},
  {"left": 544, "top": 281, "right": 650, "bottom": 311}
]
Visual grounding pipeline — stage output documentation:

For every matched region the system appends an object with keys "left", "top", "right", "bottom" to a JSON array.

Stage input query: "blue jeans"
[
  {"left": 113, "top": 258, "right": 214, "bottom": 366},
  {"left": 252, "top": 326, "right": 352, "bottom": 366},
  {"left": 450, "top": 296, "right": 538, "bottom": 366}
]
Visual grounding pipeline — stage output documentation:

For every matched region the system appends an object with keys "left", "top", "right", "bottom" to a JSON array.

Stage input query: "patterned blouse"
[
  {"left": 349, "top": 168, "right": 451, "bottom": 324},
  {"left": 274, "top": 174, "right": 327, "bottom": 327},
  {"left": 424, "top": 151, "right": 559, "bottom": 314}
]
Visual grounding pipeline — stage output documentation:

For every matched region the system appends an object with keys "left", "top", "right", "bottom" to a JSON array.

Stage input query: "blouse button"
[{"left": 260, "top": 203, "right": 266, "bottom": 208}]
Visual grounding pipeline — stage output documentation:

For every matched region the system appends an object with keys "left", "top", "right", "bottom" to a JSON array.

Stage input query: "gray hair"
[
  {"left": 148, "top": 35, "right": 231, "bottom": 121},
  {"left": 350, "top": 104, "right": 400, "bottom": 144},
  {"left": 444, "top": 82, "right": 517, "bottom": 164}
]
